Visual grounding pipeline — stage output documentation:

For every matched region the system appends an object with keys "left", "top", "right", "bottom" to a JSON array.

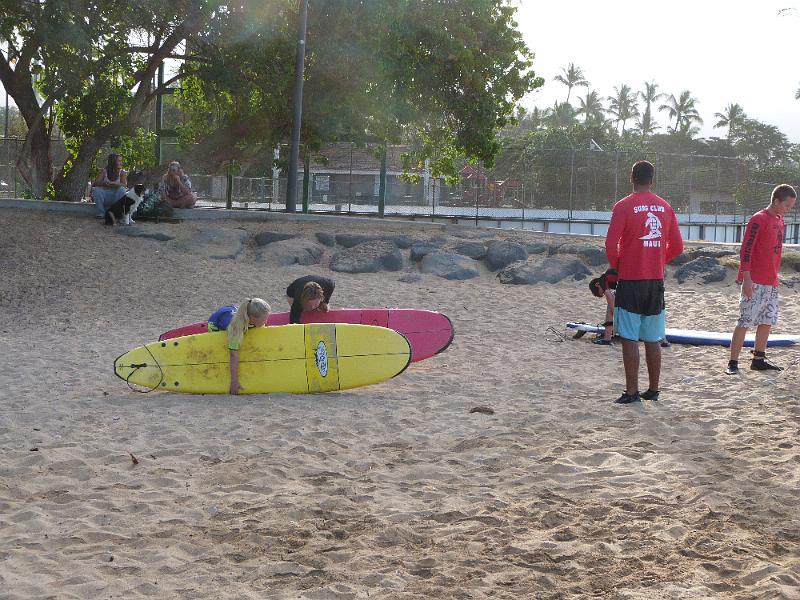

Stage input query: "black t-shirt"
[{"left": 286, "top": 275, "right": 335, "bottom": 323}]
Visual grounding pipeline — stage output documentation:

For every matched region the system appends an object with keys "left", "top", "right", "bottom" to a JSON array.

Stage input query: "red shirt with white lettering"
[
  {"left": 737, "top": 209, "right": 784, "bottom": 286},
  {"left": 605, "top": 191, "right": 684, "bottom": 280}
]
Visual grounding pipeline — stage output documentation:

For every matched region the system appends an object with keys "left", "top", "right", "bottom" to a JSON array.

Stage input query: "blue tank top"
[{"left": 208, "top": 304, "right": 238, "bottom": 331}]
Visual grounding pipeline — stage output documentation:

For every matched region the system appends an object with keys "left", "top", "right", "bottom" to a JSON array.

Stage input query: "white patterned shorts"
[{"left": 737, "top": 284, "right": 779, "bottom": 328}]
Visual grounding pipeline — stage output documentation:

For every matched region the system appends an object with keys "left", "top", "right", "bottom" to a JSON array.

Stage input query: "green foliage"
[
  {"left": 113, "top": 128, "right": 158, "bottom": 171},
  {"left": 174, "top": 0, "right": 540, "bottom": 178},
  {"left": 730, "top": 118, "right": 790, "bottom": 169},
  {"left": 0, "top": 0, "right": 219, "bottom": 198},
  {"left": 0, "top": 107, "right": 28, "bottom": 137}
]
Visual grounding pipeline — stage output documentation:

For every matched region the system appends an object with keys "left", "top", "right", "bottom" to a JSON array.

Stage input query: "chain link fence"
[{"left": 4, "top": 138, "right": 800, "bottom": 242}]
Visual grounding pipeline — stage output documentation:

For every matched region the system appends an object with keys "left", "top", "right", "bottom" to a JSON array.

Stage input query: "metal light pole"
[{"left": 285, "top": 0, "right": 308, "bottom": 212}]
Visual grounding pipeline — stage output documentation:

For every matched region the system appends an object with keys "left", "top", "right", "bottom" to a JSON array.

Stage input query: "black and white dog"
[{"left": 104, "top": 184, "right": 146, "bottom": 226}]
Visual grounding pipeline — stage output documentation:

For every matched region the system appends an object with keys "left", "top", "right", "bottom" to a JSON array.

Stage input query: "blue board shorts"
[{"left": 614, "top": 279, "right": 666, "bottom": 343}]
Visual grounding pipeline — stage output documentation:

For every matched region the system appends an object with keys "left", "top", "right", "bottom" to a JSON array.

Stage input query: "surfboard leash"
[
  {"left": 124, "top": 344, "right": 165, "bottom": 393},
  {"left": 544, "top": 325, "right": 568, "bottom": 343}
]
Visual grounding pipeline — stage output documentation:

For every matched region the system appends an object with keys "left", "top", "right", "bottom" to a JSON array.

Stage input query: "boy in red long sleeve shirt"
[
  {"left": 605, "top": 161, "right": 684, "bottom": 404},
  {"left": 725, "top": 184, "right": 796, "bottom": 374}
]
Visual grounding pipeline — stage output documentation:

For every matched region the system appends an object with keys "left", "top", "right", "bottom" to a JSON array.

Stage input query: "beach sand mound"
[{"left": 1, "top": 208, "right": 798, "bottom": 599}]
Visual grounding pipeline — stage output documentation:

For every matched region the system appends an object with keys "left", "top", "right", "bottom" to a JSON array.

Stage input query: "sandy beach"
[{"left": 0, "top": 207, "right": 798, "bottom": 599}]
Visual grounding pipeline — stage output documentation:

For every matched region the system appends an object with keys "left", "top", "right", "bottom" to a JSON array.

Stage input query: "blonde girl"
[{"left": 208, "top": 298, "right": 271, "bottom": 394}]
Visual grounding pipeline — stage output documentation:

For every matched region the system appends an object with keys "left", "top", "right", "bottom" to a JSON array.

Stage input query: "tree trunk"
[
  {"left": 1, "top": 68, "right": 54, "bottom": 198},
  {"left": 52, "top": 137, "right": 105, "bottom": 201},
  {"left": 16, "top": 121, "right": 52, "bottom": 199}
]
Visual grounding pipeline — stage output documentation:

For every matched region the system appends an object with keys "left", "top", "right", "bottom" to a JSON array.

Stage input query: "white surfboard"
[{"left": 566, "top": 322, "right": 800, "bottom": 347}]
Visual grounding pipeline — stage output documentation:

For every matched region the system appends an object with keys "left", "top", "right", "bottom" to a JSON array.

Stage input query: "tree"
[
  {"left": 575, "top": 90, "right": 605, "bottom": 127},
  {"left": 606, "top": 84, "right": 638, "bottom": 135},
  {"left": 730, "top": 117, "right": 790, "bottom": 169},
  {"left": 659, "top": 90, "right": 703, "bottom": 135},
  {"left": 176, "top": 0, "right": 541, "bottom": 179},
  {"left": 636, "top": 81, "right": 664, "bottom": 137},
  {"left": 542, "top": 101, "right": 577, "bottom": 128},
  {"left": 0, "top": 0, "right": 214, "bottom": 199},
  {"left": 553, "top": 62, "right": 588, "bottom": 104},
  {"left": 713, "top": 103, "right": 746, "bottom": 139}
]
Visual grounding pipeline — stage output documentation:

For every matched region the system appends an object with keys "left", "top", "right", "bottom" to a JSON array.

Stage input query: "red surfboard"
[{"left": 158, "top": 309, "right": 454, "bottom": 362}]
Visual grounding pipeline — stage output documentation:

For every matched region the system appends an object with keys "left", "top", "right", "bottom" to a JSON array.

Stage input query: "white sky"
[{"left": 514, "top": 0, "right": 800, "bottom": 142}]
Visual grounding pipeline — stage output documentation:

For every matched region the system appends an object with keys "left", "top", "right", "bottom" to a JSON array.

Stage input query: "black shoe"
[
  {"left": 592, "top": 337, "right": 612, "bottom": 345},
  {"left": 750, "top": 358, "right": 783, "bottom": 371},
  {"left": 641, "top": 389, "right": 660, "bottom": 401},
  {"left": 725, "top": 360, "right": 739, "bottom": 375},
  {"left": 615, "top": 391, "right": 641, "bottom": 404}
]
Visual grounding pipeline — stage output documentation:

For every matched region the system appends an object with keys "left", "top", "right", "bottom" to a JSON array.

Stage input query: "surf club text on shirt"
[{"left": 633, "top": 204, "right": 666, "bottom": 214}]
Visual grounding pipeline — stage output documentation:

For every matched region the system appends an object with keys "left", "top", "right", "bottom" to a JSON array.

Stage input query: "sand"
[{"left": 0, "top": 208, "right": 798, "bottom": 599}]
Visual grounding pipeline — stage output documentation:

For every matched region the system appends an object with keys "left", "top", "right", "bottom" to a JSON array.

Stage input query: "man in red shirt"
[
  {"left": 605, "top": 161, "right": 684, "bottom": 404},
  {"left": 725, "top": 184, "right": 797, "bottom": 374}
]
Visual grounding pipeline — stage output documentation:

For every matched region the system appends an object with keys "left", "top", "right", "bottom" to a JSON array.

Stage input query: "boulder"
[
  {"left": 254, "top": 231, "right": 296, "bottom": 246},
  {"left": 523, "top": 241, "right": 550, "bottom": 255},
  {"left": 410, "top": 242, "right": 440, "bottom": 262},
  {"left": 170, "top": 227, "right": 248, "bottom": 259},
  {"left": 448, "top": 241, "right": 487, "bottom": 260},
  {"left": 420, "top": 252, "right": 480, "bottom": 280},
  {"left": 330, "top": 240, "right": 404, "bottom": 273},
  {"left": 553, "top": 243, "right": 608, "bottom": 266},
  {"left": 315, "top": 232, "right": 337, "bottom": 247},
  {"left": 257, "top": 238, "right": 324, "bottom": 267},
  {"left": 335, "top": 233, "right": 414, "bottom": 249},
  {"left": 674, "top": 256, "right": 728, "bottom": 284},
  {"left": 672, "top": 246, "right": 737, "bottom": 266},
  {"left": 485, "top": 240, "right": 528, "bottom": 271},
  {"left": 497, "top": 256, "right": 591, "bottom": 285}
]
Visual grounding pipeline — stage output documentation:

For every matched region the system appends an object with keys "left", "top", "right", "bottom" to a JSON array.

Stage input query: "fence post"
[
  {"left": 348, "top": 142, "right": 353, "bottom": 213},
  {"left": 475, "top": 180, "right": 479, "bottom": 226},
  {"left": 568, "top": 149, "right": 575, "bottom": 224},
  {"left": 431, "top": 178, "right": 437, "bottom": 217},
  {"left": 378, "top": 143, "right": 387, "bottom": 218},
  {"left": 302, "top": 153, "right": 310, "bottom": 213},
  {"left": 715, "top": 155, "right": 721, "bottom": 240},
  {"left": 225, "top": 164, "right": 233, "bottom": 209}
]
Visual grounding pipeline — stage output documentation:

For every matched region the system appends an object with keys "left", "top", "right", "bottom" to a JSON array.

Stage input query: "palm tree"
[
  {"left": 553, "top": 63, "right": 588, "bottom": 104},
  {"left": 576, "top": 90, "right": 605, "bottom": 127},
  {"left": 607, "top": 84, "right": 639, "bottom": 135},
  {"left": 543, "top": 101, "right": 577, "bottom": 128},
  {"left": 659, "top": 90, "right": 703, "bottom": 134},
  {"left": 637, "top": 81, "right": 664, "bottom": 137},
  {"left": 713, "top": 103, "right": 746, "bottom": 139},
  {"left": 795, "top": 84, "right": 800, "bottom": 100}
]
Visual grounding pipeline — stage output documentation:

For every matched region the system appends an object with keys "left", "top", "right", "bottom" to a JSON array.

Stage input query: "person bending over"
[
  {"left": 208, "top": 298, "right": 271, "bottom": 394},
  {"left": 589, "top": 269, "right": 618, "bottom": 345},
  {"left": 286, "top": 275, "right": 335, "bottom": 324}
]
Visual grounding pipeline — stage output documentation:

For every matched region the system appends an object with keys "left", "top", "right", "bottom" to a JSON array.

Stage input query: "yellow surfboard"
[{"left": 114, "top": 324, "right": 411, "bottom": 394}]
